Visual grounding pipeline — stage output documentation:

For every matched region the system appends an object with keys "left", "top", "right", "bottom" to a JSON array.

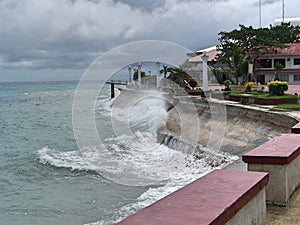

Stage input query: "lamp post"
[
  {"left": 137, "top": 62, "right": 142, "bottom": 88},
  {"left": 156, "top": 59, "right": 161, "bottom": 88},
  {"left": 128, "top": 65, "right": 132, "bottom": 83},
  {"left": 201, "top": 53, "right": 209, "bottom": 92}
]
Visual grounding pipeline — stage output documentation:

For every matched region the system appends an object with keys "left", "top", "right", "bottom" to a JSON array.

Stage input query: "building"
[
  {"left": 274, "top": 17, "right": 300, "bottom": 26},
  {"left": 187, "top": 46, "right": 221, "bottom": 84},
  {"left": 255, "top": 43, "right": 300, "bottom": 84}
]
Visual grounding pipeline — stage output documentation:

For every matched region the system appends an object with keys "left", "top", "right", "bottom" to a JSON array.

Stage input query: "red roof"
[{"left": 278, "top": 43, "right": 300, "bottom": 54}]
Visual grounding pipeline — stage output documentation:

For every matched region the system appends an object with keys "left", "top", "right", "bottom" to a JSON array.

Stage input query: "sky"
[{"left": 0, "top": 0, "right": 299, "bottom": 82}]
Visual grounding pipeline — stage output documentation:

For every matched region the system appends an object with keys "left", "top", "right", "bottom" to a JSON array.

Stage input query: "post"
[
  {"left": 137, "top": 62, "right": 142, "bottom": 88},
  {"left": 111, "top": 83, "right": 115, "bottom": 98},
  {"left": 248, "top": 63, "right": 254, "bottom": 81},
  {"left": 201, "top": 54, "right": 209, "bottom": 92},
  {"left": 156, "top": 59, "right": 161, "bottom": 88},
  {"left": 128, "top": 65, "right": 132, "bottom": 83}
]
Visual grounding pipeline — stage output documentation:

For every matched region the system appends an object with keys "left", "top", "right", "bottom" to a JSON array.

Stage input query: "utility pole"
[
  {"left": 259, "top": 0, "right": 262, "bottom": 28},
  {"left": 282, "top": 0, "right": 285, "bottom": 23}
]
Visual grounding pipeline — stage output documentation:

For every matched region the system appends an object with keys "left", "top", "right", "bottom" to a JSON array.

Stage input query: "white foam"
[
  {"left": 38, "top": 88, "right": 238, "bottom": 225},
  {"left": 84, "top": 148, "right": 237, "bottom": 225},
  {"left": 37, "top": 147, "right": 96, "bottom": 171}
]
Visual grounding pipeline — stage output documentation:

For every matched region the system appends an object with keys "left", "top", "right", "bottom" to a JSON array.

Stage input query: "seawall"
[
  {"left": 160, "top": 95, "right": 298, "bottom": 158},
  {"left": 112, "top": 87, "right": 298, "bottom": 158}
]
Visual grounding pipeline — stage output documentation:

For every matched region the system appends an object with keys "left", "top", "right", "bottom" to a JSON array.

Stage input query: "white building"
[
  {"left": 256, "top": 43, "right": 300, "bottom": 84},
  {"left": 187, "top": 46, "right": 220, "bottom": 84},
  {"left": 274, "top": 17, "right": 300, "bottom": 26}
]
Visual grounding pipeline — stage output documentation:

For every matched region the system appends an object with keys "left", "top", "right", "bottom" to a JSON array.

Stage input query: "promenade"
[
  {"left": 265, "top": 105, "right": 300, "bottom": 224},
  {"left": 218, "top": 84, "right": 300, "bottom": 224},
  {"left": 266, "top": 186, "right": 300, "bottom": 225}
]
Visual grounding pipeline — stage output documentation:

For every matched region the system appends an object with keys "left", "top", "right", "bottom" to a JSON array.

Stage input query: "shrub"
[
  {"left": 223, "top": 80, "right": 232, "bottom": 91},
  {"left": 189, "top": 79, "right": 197, "bottom": 90},
  {"left": 245, "top": 81, "right": 254, "bottom": 92},
  {"left": 267, "top": 81, "right": 288, "bottom": 96}
]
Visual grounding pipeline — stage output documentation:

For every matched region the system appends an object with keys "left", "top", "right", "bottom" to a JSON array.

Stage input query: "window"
[
  {"left": 257, "top": 59, "right": 272, "bottom": 68},
  {"left": 280, "top": 74, "right": 289, "bottom": 82},
  {"left": 294, "top": 74, "right": 300, "bottom": 81},
  {"left": 294, "top": 58, "right": 300, "bottom": 65},
  {"left": 274, "top": 59, "right": 286, "bottom": 68}
]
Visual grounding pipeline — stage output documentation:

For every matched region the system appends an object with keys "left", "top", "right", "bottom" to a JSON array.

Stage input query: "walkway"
[
  {"left": 215, "top": 84, "right": 300, "bottom": 224},
  {"left": 266, "top": 184, "right": 300, "bottom": 224},
  {"left": 286, "top": 84, "right": 300, "bottom": 95}
]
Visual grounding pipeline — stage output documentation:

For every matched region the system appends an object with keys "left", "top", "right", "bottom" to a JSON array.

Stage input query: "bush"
[
  {"left": 245, "top": 81, "right": 254, "bottom": 92},
  {"left": 267, "top": 81, "right": 288, "bottom": 96},
  {"left": 189, "top": 79, "right": 198, "bottom": 90},
  {"left": 223, "top": 80, "right": 232, "bottom": 91}
]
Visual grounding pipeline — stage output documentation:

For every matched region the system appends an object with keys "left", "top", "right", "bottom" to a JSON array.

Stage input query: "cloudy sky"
[{"left": 0, "top": 0, "right": 299, "bottom": 81}]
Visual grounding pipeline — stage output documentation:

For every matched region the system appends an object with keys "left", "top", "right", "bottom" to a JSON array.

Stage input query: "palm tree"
[
  {"left": 167, "top": 67, "right": 190, "bottom": 87},
  {"left": 160, "top": 65, "right": 169, "bottom": 78},
  {"left": 274, "top": 61, "right": 284, "bottom": 81},
  {"left": 230, "top": 46, "right": 248, "bottom": 84}
]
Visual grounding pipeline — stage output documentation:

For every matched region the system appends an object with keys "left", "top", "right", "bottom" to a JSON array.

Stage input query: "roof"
[
  {"left": 274, "top": 17, "right": 300, "bottom": 26},
  {"left": 189, "top": 43, "right": 300, "bottom": 63},
  {"left": 277, "top": 43, "right": 300, "bottom": 55},
  {"left": 188, "top": 46, "right": 220, "bottom": 63}
]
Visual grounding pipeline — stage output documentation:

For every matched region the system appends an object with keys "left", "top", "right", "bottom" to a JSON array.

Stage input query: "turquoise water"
[
  {"left": 0, "top": 81, "right": 236, "bottom": 225},
  {"left": 0, "top": 81, "right": 147, "bottom": 225}
]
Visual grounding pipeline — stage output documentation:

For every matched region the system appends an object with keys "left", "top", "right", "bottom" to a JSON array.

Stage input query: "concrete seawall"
[
  {"left": 113, "top": 87, "right": 300, "bottom": 224},
  {"left": 162, "top": 96, "right": 298, "bottom": 158},
  {"left": 112, "top": 87, "right": 298, "bottom": 159}
]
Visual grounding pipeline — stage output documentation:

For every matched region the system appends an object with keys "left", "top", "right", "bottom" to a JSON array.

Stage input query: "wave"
[
  {"left": 37, "top": 147, "right": 96, "bottom": 172},
  {"left": 38, "top": 88, "right": 238, "bottom": 225},
  {"left": 38, "top": 138, "right": 238, "bottom": 225}
]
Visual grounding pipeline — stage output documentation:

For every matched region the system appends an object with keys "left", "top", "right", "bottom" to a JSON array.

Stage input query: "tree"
[
  {"left": 189, "top": 79, "right": 197, "bottom": 90},
  {"left": 221, "top": 45, "right": 248, "bottom": 84},
  {"left": 211, "top": 67, "right": 230, "bottom": 84},
  {"left": 167, "top": 67, "right": 190, "bottom": 87},
  {"left": 269, "top": 22, "right": 300, "bottom": 43},
  {"left": 133, "top": 70, "right": 146, "bottom": 80},
  {"left": 217, "top": 23, "right": 300, "bottom": 82},
  {"left": 274, "top": 61, "right": 284, "bottom": 80},
  {"left": 160, "top": 65, "right": 169, "bottom": 78}
]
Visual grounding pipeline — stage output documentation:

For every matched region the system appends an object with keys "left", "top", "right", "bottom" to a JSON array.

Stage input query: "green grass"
[
  {"left": 229, "top": 90, "right": 298, "bottom": 99},
  {"left": 275, "top": 101, "right": 300, "bottom": 111}
]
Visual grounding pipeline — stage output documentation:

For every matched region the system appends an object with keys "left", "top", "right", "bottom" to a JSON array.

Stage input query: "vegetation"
[
  {"left": 245, "top": 81, "right": 254, "bottom": 92},
  {"left": 229, "top": 90, "right": 298, "bottom": 99},
  {"left": 274, "top": 61, "right": 284, "bottom": 80},
  {"left": 167, "top": 66, "right": 190, "bottom": 87},
  {"left": 212, "top": 67, "right": 230, "bottom": 84},
  {"left": 267, "top": 81, "right": 288, "bottom": 96},
  {"left": 275, "top": 101, "right": 300, "bottom": 111},
  {"left": 223, "top": 80, "right": 232, "bottom": 91},
  {"left": 189, "top": 79, "right": 198, "bottom": 90},
  {"left": 160, "top": 65, "right": 169, "bottom": 78},
  {"left": 216, "top": 23, "right": 300, "bottom": 83},
  {"left": 133, "top": 70, "right": 146, "bottom": 80}
]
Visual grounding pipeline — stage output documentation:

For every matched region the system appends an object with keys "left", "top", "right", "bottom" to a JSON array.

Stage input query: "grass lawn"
[
  {"left": 275, "top": 101, "right": 300, "bottom": 111},
  {"left": 229, "top": 91, "right": 298, "bottom": 99}
]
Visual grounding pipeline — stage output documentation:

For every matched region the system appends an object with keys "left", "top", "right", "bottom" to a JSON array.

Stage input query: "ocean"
[{"left": 0, "top": 81, "right": 237, "bottom": 225}]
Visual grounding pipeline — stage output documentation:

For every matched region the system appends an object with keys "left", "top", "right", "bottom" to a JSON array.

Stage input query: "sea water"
[{"left": 0, "top": 81, "right": 237, "bottom": 225}]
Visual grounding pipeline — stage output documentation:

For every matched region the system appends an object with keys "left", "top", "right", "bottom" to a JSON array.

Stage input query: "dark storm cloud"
[{"left": 0, "top": 0, "right": 297, "bottom": 71}]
